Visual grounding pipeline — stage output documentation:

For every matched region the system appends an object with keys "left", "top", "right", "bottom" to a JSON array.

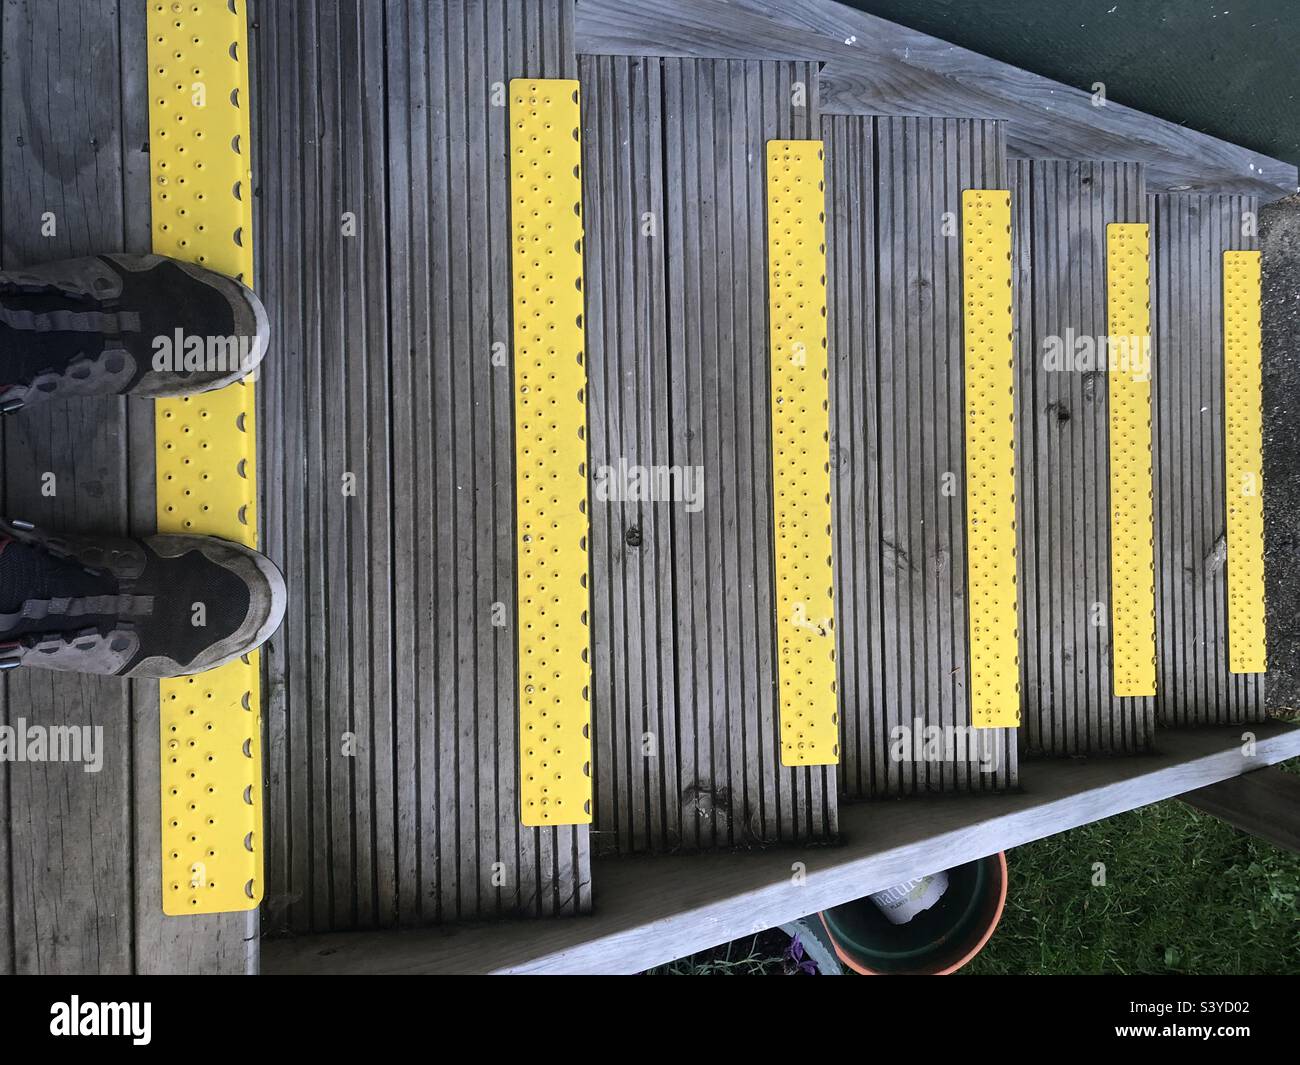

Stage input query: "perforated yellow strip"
[
  {"left": 766, "top": 140, "right": 838, "bottom": 767},
  {"left": 1223, "top": 250, "right": 1267, "bottom": 673},
  {"left": 961, "top": 190, "right": 1020, "bottom": 729},
  {"left": 1106, "top": 224, "right": 1157, "bottom": 696},
  {"left": 148, "top": 0, "right": 261, "bottom": 914},
  {"left": 510, "top": 79, "right": 593, "bottom": 825}
]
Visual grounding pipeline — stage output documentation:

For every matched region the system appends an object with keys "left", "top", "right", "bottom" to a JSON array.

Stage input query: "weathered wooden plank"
[
  {"left": 263, "top": 720, "right": 1300, "bottom": 974},
  {"left": 581, "top": 54, "right": 682, "bottom": 855},
  {"left": 1010, "top": 158, "right": 1042, "bottom": 748},
  {"left": 0, "top": 0, "right": 240, "bottom": 975},
  {"left": 259, "top": 0, "right": 309, "bottom": 935},
  {"left": 825, "top": 115, "right": 1016, "bottom": 795},
  {"left": 383, "top": 0, "right": 423, "bottom": 929},
  {"left": 260, "top": 0, "right": 606, "bottom": 930},
  {"left": 378, "top": 0, "right": 590, "bottom": 919},
  {"left": 0, "top": 0, "right": 133, "bottom": 975},
  {"left": 875, "top": 117, "right": 907, "bottom": 795},
  {"left": 1182, "top": 766, "right": 1300, "bottom": 855},
  {"left": 656, "top": 57, "right": 835, "bottom": 847},
  {"left": 483, "top": 0, "right": 519, "bottom": 910},
  {"left": 254, "top": 0, "right": 595, "bottom": 931},
  {"left": 572, "top": 0, "right": 1294, "bottom": 198},
  {"left": 346, "top": 0, "right": 392, "bottom": 932},
  {"left": 823, "top": 114, "right": 878, "bottom": 798},
  {"left": 1010, "top": 161, "right": 1154, "bottom": 756},
  {"left": 1150, "top": 193, "right": 1266, "bottom": 727}
]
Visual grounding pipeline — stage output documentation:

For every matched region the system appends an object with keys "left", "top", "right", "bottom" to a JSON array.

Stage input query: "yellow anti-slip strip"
[
  {"left": 510, "top": 79, "right": 593, "bottom": 825},
  {"left": 148, "top": 0, "right": 261, "bottom": 913},
  {"left": 766, "top": 140, "right": 838, "bottom": 767},
  {"left": 1223, "top": 250, "right": 1267, "bottom": 673},
  {"left": 961, "top": 190, "right": 1021, "bottom": 729},
  {"left": 1105, "top": 224, "right": 1157, "bottom": 696}
]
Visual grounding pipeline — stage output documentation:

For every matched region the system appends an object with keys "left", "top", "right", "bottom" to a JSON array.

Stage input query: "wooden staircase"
[{"left": 0, "top": 0, "right": 1295, "bottom": 974}]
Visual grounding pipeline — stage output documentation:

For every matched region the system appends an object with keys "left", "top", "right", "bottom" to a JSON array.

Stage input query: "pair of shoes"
[{"left": 0, "top": 255, "right": 284, "bottom": 678}]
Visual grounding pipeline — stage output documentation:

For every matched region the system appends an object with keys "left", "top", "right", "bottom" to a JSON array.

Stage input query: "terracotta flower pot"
[{"left": 818, "top": 852, "right": 1008, "bottom": 975}]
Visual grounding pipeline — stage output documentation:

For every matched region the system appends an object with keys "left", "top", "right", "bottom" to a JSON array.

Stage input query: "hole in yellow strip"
[
  {"left": 510, "top": 79, "right": 593, "bottom": 825},
  {"left": 961, "top": 190, "right": 1021, "bottom": 729},
  {"left": 149, "top": 0, "right": 261, "bottom": 914},
  {"left": 766, "top": 140, "right": 838, "bottom": 767},
  {"left": 1224, "top": 250, "right": 1267, "bottom": 673},
  {"left": 1105, "top": 223, "right": 1157, "bottom": 697}
]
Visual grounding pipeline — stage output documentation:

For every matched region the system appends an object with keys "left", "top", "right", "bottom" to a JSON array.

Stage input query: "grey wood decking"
[
  {"left": 824, "top": 115, "right": 1018, "bottom": 795},
  {"left": 0, "top": 0, "right": 136, "bottom": 976},
  {"left": 1149, "top": 193, "right": 1265, "bottom": 727},
  {"left": 0, "top": 0, "right": 253, "bottom": 975},
  {"left": 255, "top": 0, "right": 591, "bottom": 932},
  {"left": 583, "top": 55, "right": 837, "bottom": 853},
  {"left": 1009, "top": 160, "right": 1155, "bottom": 756},
  {"left": 581, "top": 53, "right": 680, "bottom": 854},
  {"left": 572, "top": 0, "right": 1296, "bottom": 198}
]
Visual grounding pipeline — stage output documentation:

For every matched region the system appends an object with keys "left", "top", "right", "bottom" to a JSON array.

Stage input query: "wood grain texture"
[
  {"left": 559, "top": 53, "right": 845, "bottom": 856},
  {"left": 256, "top": 0, "right": 591, "bottom": 930},
  {"left": 1182, "top": 766, "right": 1300, "bottom": 855},
  {"left": 262, "top": 720, "right": 1300, "bottom": 973},
  {"left": 1149, "top": 193, "right": 1265, "bottom": 727},
  {"left": 0, "top": 0, "right": 257, "bottom": 976},
  {"left": 1, "top": 0, "right": 133, "bottom": 976},
  {"left": 572, "top": 0, "right": 1295, "bottom": 198},
  {"left": 660, "top": 57, "right": 837, "bottom": 848},
  {"left": 255, "top": 0, "right": 391, "bottom": 937},
  {"left": 581, "top": 54, "right": 682, "bottom": 854},
  {"left": 824, "top": 114, "right": 1017, "bottom": 794},
  {"left": 1010, "top": 160, "right": 1154, "bottom": 756}
]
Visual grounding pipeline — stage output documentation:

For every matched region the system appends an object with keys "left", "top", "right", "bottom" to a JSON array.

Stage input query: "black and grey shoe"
[
  {"left": 0, "top": 253, "right": 268, "bottom": 413},
  {"left": 0, "top": 519, "right": 286, "bottom": 678}
]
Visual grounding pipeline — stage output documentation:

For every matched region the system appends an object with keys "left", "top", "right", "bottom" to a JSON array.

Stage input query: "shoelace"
[
  {"left": 0, "top": 266, "right": 132, "bottom": 413},
  {"left": 0, "top": 519, "right": 136, "bottom": 668},
  {"left": 0, "top": 268, "right": 111, "bottom": 300},
  {"left": 0, "top": 337, "right": 133, "bottom": 414}
]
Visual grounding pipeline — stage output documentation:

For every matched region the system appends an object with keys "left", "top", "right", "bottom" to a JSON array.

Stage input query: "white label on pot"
[{"left": 869, "top": 870, "right": 950, "bottom": 925}]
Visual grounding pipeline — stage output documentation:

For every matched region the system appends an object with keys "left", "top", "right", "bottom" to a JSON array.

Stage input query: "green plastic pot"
[{"left": 818, "top": 852, "right": 1008, "bottom": 975}]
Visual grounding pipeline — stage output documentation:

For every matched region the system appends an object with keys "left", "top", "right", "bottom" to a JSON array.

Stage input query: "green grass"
[{"left": 965, "top": 770, "right": 1300, "bottom": 974}]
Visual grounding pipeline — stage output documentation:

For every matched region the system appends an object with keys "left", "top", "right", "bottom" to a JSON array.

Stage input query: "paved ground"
[{"left": 1262, "top": 196, "right": 1300, "bottom": 710}]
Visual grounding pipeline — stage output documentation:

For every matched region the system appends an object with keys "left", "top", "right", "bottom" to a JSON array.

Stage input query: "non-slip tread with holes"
[
  {"left": 510, "top": 78, "right": 593, "bottom": 826},
  {"left": 961, "top": 189, "right": 1021, "bottom": 730},
  {"left": 1223, "top": 249, "right": 1267, "bottom": 674},
  {"left": 148, "top": 0, "right": 261, "bottom": 915},
  {"left": 766, "top": 139, "right": 838, "bottom": 768},
  {"left": 1106, "top": 223, "right": 1157, "bottom": 697}
]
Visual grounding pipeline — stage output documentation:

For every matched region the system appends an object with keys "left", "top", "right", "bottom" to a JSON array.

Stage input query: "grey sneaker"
[
  {"left": 0, "top": 253, "right": 268, "bottom": 413},
  {"left": 0, "top": 519, "right": 286, "bottom": 678}
]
